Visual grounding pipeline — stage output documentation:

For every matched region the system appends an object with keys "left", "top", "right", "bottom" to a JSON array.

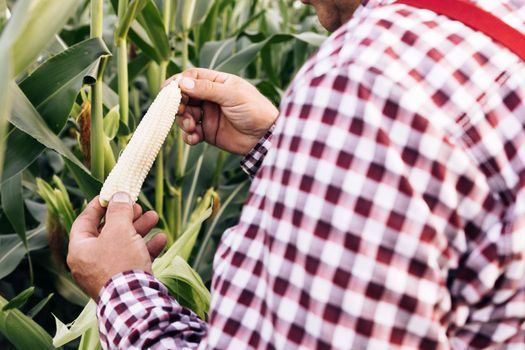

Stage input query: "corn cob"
[{"left": 98, "top": 80, "right": 182, "bottom": 207}]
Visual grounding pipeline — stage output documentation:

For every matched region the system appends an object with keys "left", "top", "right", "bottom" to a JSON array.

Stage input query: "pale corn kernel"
[{"left": 98, "top": 80, "right": 182, "bottom": 207}]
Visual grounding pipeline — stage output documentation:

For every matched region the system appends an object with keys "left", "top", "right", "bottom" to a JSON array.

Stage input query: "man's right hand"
[{"left": 165, "top": 68, "right": 279, "bottom": 155}]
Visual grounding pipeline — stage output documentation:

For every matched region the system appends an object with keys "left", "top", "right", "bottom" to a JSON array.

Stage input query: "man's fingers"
[
  {"left": 178, "top": 76, "right": 230, "bottom": 106},
  {"left": 133, "top": 211, "right": 159, "bottom": 236},
  {"left": 164, "top": 67, "right": 232, "bottom": 88},
  {"left": 103, "top": 192, "right": 134, "bottom": 233},
  {"left": 96, "top": 202, "right": 138, "bottom": 234},
  {"left": 177, "top": 109, "right": 204, "bottom": 132},
  {"left": 133, "top": 203, "right": 142, "bottom": 222},
  {"left": 146, "top": 233, "right": 167, "bottom": 259},
  {"left": 176, "top": 107, "right": 202, "bottom": 133},
  {"left": 181, "top": 68, "right": 231, "bottom": 83},
  {"left": 183, "top": 132, "right": 203, "bottom": 145},
  {"left": 165, "top": 68, "right": 233, "bottom": 112},
  {"left": 70, "top": 196, "right": 106, "bottom": 240},
  {"left": 177, "top": 94, "right": 190, "bottom": 114}
]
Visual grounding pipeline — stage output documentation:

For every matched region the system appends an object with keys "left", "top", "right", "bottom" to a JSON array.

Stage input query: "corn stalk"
[
  {"left": 89, "top": 0, "right": 105, "bottom": 181},
  {"left": 154, "top": 0, "right": 173, "bottom": 229}
]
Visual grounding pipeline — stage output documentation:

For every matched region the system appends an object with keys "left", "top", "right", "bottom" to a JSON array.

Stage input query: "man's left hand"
[{"left": 67, "top": 192, "right": 167, "bottom": 299}]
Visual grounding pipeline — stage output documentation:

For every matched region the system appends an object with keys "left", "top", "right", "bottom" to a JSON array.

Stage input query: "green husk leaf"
[
  {"left": 156, "top": 257, "right": 211, "bottom": 319},
  {"left": 0, "top": 295, "right": 55, "bottom": 350},
  {"left": 53, "top": 299, "right": 97, "bottom": 347}
]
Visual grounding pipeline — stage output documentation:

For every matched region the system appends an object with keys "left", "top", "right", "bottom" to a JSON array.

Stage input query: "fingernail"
[
  {"left": 111, "top": 192, "right": 131, "bottom": 204},
  {"left": 183, "top": 118, "right": 190, "bottom": 130},
  {"left": 180, "top": 77, "right": 195, "bottom": 89}
]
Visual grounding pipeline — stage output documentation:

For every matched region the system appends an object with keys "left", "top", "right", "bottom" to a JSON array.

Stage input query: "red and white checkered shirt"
[{"left": 96, "top": 0, "right": 525, "bottom": 348}]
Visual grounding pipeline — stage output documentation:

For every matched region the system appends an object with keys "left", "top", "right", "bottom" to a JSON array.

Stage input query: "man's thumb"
[
  {"left": 179, "top": 77, "right": 228, "bottom": 105},
  {"left": 104, "top": 192, "right": 134, "bottom": 232}
]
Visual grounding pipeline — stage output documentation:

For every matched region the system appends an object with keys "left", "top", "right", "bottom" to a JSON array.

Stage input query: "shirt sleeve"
[
  {"left": 96, "top": 270, "right": 207, "bottom": 350},
  {"left": 240, "top": 124, "right": 275, "bottom": 177}
]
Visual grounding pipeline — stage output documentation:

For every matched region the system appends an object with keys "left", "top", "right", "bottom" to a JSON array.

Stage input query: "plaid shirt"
[{"left": 97, "top": 0, "right": 525, "bottom": 348}]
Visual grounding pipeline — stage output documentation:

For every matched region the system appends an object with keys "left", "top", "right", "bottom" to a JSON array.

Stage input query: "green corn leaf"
[
  {"left": 78, "top": 322, "right": 101, "bottom": 350},
  {"left": 231, "top": 10, "right": 265, "bottom": 37},
  {"left": 25, "top": 199, "right": 47, "bottom": 224},
  {"left": 1, "top": 38, "right": 111, "bottom": 185},
  {"left": 27, "top": 293, "right": 54, "bottom": 318},
  {"left": 0, "top": 225, "right": 47, "bottom": 279},
  {"left": 19, "top": 37, "right": 111, "bottom": 134},
  {"left": 195, "top": 1, "right": 219, "bottom": 48},
  {"left": 214, "top": 39, "right": 267, "bottom": 73},
  {"left": 38, "top": 175, "right": 76, "bottom": 233},
  {"left": 0, "top": 0, "right": 11, "bottom": 180},
  {"left": 53, "top": 299, "right": 97, "bottom": 347},
  {"left": 128, "top": 21, "right": 163, "bottom": 63},
  {"left": 1, "top": 172, "right": 26, "bottom": 245},
  {"left": 9, "top": 83, "right": 89, "bottom": 174},
  {"left": 0, "top": 0, "right": 8, "bottom": 32},
  {"left": 0, "top": 44, "right": 10, "bottom": 180},
  {"left": 215, "top": 32, "right": 326, "bottom": 73},
  {"left": 109, "top": 53, "right": 150, "bottom": 91},
  {"left": 52, "top": 175, "right": 68, "bottom": 196},
  {"left": 176, "top": 0, "right": 215, "bottom": 32},
  {"left": 53, "top": 272, "right": 90, "bottom": 307},
  {"left": 2, "top": 287, "right": 34, "bottom": 311},
  {"left": 136, "top": 0, "right": 170, "bottom": 61},
  {"left": 110, "top": 0, "right": 168, "bottom": 64},
  {"left": 200, "top": 38, "right": 235, "bottom": 69},
  {"left": 199, "top": 31, "right": 325, "bottom": 74},
  {"left": 64, "top": 158, "right": 102, "bottom": 201},
  {"left": 156, "top": 257, "right": 211, "bottom": 319},
  {"left": 152, "top": 189, "right": 215, "bottom": 274},
  {"left": 114, "top": 0, "right": 148, "bottom": 41},
  {"left": 0, "top": 295, "right": 55, "bottom": 350},
  {"left": 178, "top": 0, "right": 196, "bottom": 32},
  {"left": 1, "top": 0, "right": 82, "bottom": 78},
  {"left": 36, "top": 254, "right": 89, "bottom": 307},
  {"left": 1, "top": 129, "right": 41, "bottom": 183},
  {"left": 231, "top": 0, "right": 253, "bottom": 29},
  {"left": 36, "top": 175, "right": 76, "bottom": 237},
  {"left": 103, "top": 82, "right": 120, "bottom": 109},
  {"left": 194, "top": 181, "right": 249, "bottom": 278},
  {"left": 103, "top": 105, "right": 120, "bottom": 140},
  {"left": 36, "top": 178, "right": 60, "bottom": 215}
]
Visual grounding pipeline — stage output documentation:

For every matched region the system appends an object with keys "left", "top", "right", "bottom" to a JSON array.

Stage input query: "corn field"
[{"left": 0, "top": 0, "right": 325, "bottom": 348}]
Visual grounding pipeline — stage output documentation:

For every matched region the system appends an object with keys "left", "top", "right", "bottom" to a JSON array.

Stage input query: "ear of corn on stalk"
[{"left": 99, "top": 80, "right": 181, "bottom": 206}]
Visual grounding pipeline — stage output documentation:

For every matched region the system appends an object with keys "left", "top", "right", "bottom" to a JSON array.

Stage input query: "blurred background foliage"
[{"left": 0, "top": 0, "right": 325, "bottom": 348}]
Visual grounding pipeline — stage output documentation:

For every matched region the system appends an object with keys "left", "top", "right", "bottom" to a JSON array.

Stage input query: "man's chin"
[{"left": 309, "top": 0, "right": 360, "bottom": 32}]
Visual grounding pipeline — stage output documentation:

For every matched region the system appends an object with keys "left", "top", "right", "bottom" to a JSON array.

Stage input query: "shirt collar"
[
  {"left": 352, "top": 0, "right": 395, "bottom": 19},
  {"left": 360, "top": 0, "right": 392, "bottom": 8}
]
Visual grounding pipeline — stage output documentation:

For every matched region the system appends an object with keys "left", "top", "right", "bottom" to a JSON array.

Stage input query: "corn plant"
[{"left": 0, "top": 0, "right": 324, "bottom": 348}]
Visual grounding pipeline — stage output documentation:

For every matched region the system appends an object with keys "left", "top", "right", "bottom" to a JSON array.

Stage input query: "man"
[{"left": 67, "top": 0, "right": 525, "bottom": 348}]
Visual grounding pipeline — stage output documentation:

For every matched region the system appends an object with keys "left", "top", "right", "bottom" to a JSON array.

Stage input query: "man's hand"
[
  {"left": 67, "top": 193, "right": 167, "bottom": 299},
  {"left": 165, "top": 68, "right": 279, "bottom": 155}
]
